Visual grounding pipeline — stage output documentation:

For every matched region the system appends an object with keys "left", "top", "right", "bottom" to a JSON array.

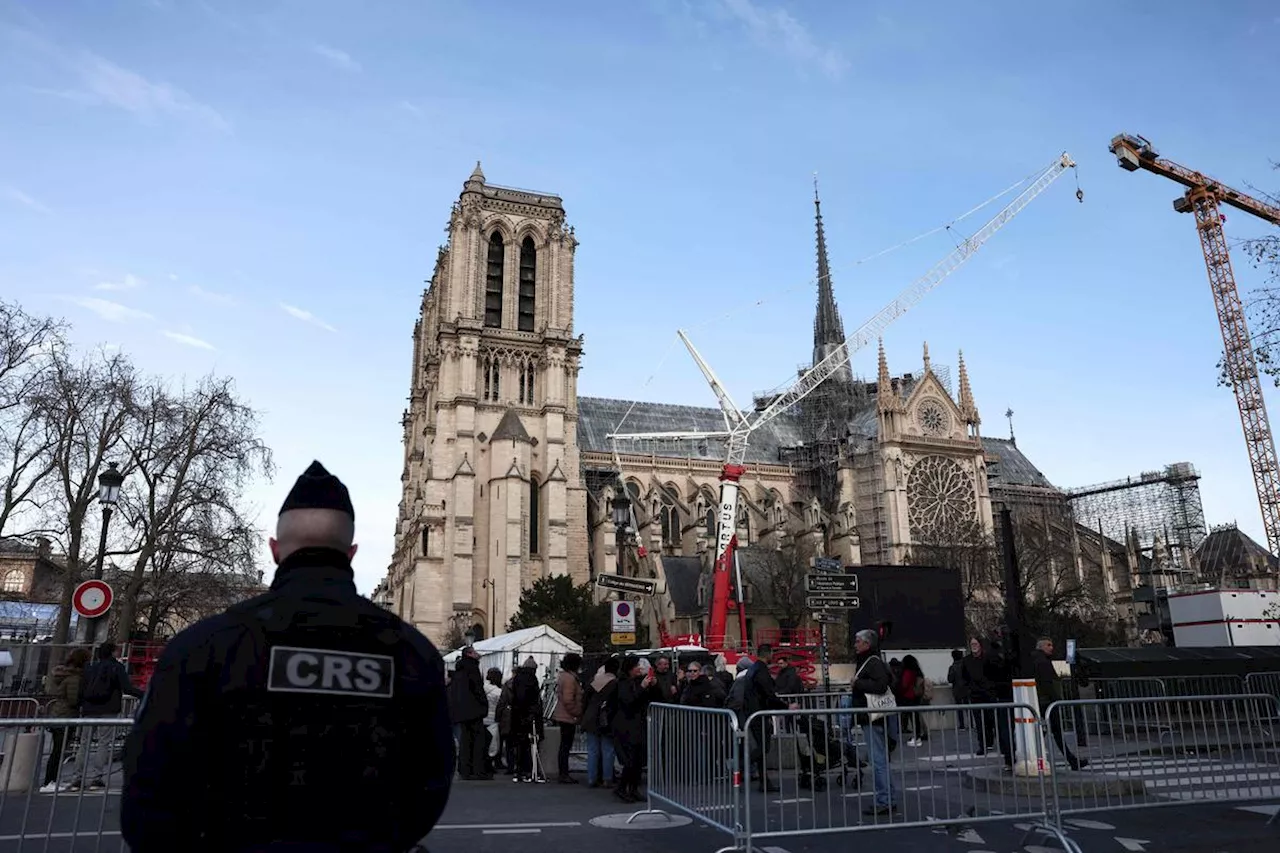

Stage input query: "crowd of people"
[{"left": 444, "top": 629, "right": 1082, "bottom": 817}]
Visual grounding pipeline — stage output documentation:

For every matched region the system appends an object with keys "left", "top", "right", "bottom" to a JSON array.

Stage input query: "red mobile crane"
[
  {"left": 608, "top": 153, "right": 1079, "bottom": 660},
  {"left": 1109, "top": 134, "right": 1280, "bottom": 556}
]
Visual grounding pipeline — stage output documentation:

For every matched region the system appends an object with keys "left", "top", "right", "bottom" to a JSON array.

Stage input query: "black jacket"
[
  {"left": 774, "top": 665, "right": 804, "bottom": 697},
  {"left": 613, "top": 676, "right": 660, "bottom": 744},
  {"left": 81, "top": 657, "right": 143, "bottom": 716},
  {"left": 1031, "top": 649, "right": 1063, "bottom": 707},
  {"left": 679, "top": 675, "right": 725, "bottom": 709},
  {"left": 851, "top": 652, "right": 893, "bottom": 726},
  {"left": 509, "top": 668, "right": 543, "bottom": 738},
  {"left": 745, "top": 660, "right": 788, "bottom": 716},
  {"left": 961, "top": 651, "right": 999, "bottom": 703},
  {"left": 447, "top": 656, "right": 487, "bottom": 724},
  {"left": 120, "top": 548, "right": 454, "bottom": 853}
]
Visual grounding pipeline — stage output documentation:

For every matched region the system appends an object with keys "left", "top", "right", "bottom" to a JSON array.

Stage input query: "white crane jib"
[{"left": 605, "top": 151, "right": 1077, "bottom": 652}]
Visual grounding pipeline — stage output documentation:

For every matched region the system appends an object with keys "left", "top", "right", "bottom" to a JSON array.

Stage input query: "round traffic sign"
[
  {"left": 72, "top": 580, "right": 114, "bottom": 619},
  {"left": 615, "top": 602, "right": 631, "bottom": 618}
]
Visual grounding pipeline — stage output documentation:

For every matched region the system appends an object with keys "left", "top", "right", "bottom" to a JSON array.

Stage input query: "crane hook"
[{"left": 1076, "top": 187, "right": 1084, "bottom": 203}]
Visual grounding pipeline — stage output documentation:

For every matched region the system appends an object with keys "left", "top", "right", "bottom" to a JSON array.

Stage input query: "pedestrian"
[
  {"left": 483, "top": 668, "right": 504, "bottom": 773},
  {"left": 449, "top": 645, "right": 491, "bottom": 780},
  {"left": 678, "top": 661, "right": 725, "bottom": 708},
  {"left": 898, "top": 654, "right": 930, "bottom": 746},
  {"left": 509, "top": 657, "right": 545, "bottom": 783},
  {"left": 551, "top": 652, "right": 584, "bottom": 783},
  {"left": 612, "top": 654, "right": 661, "bottom": 803},
  {"left": 40, "top": 647, "right": 88, "bottom": 793},
  {"left": 1032, "top": 638, "right": 1087, "bottom": 771},
  {"left": 120, "top": 460, "right": 454, "bottom": 852},
  {"left": 742, "top": 644, "right": 796, "bottom": 792},
  {"left": 850, "top": 628, "right": 898, "bottom": 817},
  {"left": 947, "top": 648, "right": 968, "bottom": 730},
  {"left": 73, "top": 641, "right": 143, "bottom": 791},
  {"left": 581, "top": 656, "right": 619, "bottom": 788},
  {"left": 961, "top": 636, "right": 999, "bottom": 754}
]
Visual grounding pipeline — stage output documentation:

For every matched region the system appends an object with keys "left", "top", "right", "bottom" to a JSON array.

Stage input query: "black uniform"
[{"left": 121, "top": 462, "right": 454, "bottom": 853}]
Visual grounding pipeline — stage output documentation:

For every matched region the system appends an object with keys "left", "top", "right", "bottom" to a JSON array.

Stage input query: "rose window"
[{"left": 907, "top": 455, "right": 976, "bottom": 538}]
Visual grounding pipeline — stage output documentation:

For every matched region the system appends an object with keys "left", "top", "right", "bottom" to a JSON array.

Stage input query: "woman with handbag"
[{"left": 851, "top": 629, "right": 898, "bottom": 817}]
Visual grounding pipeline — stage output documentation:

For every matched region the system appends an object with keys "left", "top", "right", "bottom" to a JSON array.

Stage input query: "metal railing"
[
  {"left": 0, "top": 717, "right": 134, "bottom": 852},
  {"left": 637, "top": 694, "right": 1280, "bottom": 851},
  {"left": 1043, "top": 693, "right": 1280, "bottom": 829},
  {"left": 1245, "top": 671, "right": 1280, "bottom": 701}
]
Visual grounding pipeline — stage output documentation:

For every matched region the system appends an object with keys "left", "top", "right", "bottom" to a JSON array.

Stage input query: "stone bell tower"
[{"left": 383, "top": 163, "right": 588, "bottom": 644}]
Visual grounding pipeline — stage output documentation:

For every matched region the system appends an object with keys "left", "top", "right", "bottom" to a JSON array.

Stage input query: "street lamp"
[
  {"left": 87, "top": 462, "right": 124, "bottom": 645},
  {"left": 481, "top": 577, "right": 496, "bottom": 640},
  {"left": 611, "top": 492, "right": 632, "bottom": 575}
]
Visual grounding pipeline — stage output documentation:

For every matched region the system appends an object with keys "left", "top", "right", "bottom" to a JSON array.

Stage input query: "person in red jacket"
[{"left": 897, "top": 655, "right": 930, "bottom": 747}]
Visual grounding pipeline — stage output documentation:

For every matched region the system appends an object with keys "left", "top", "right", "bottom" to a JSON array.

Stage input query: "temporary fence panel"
[
  {"left": 0, "top": 717, "right": 134, "bottom": 852},
  {"left": 1043, "top": 693, "right": 1280, "bottom": 827},
  {"left": 737, "top": 703, "right": 1078, "bottom": 852},
  {"left": 778, "top": 691, "right": 851, "bottom": 712},
  {"left": 1245, "top": 671, "right": 1280, "bottom": 701},
  {"left": 633, "top": 703, "right": 742, "bottom": 843},
  {"left": 1158, "top": 674, "right": 1247, "bottom": 698}
]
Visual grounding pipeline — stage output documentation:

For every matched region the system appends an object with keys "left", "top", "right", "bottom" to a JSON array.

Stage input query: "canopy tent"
[
  {"left": 0, "top": 601, "right": 77, "bottom": 641},
  {"left": 443, "top": 624, "right": 582, "bottom": 684}
]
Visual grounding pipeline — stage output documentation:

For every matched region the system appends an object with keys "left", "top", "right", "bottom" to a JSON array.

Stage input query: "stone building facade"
[{"left": 387, "top": 168, "right": 1139, "bottom": 646}]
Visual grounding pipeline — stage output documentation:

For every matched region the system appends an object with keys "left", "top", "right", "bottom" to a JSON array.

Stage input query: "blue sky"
[{"left": 2, "top": 0, "right": 1278, "bottom": 593}]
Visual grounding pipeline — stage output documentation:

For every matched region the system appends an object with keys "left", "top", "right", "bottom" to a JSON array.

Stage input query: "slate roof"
[
  {"left": 1195, "top": 525, "right": 1280, "bottom": 577},
  {"left": 981, "top": 437, "right": 1056, "bottom": 489},
  {"left": 491, "top": 409, "right": 532, "bottom": 443}
]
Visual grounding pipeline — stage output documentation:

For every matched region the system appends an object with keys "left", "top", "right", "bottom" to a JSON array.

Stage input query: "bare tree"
[
  {"left": 1219, "top": 166, "right": 1280, "bottom": 387},
  {"left": 911, "top": 516, "right": 998, "bottom": 606},
  {"left": 37, "top": 346, "right": 137, "bottom": 645},
  {"left": 757, "top": 539, "right": 818, "bottom": 630},
  {"left": 0, "top": 301, "right": 66, "bottom": 537},
  {"left": 110, "top": 375, "right": 272, "bottom": 643}
]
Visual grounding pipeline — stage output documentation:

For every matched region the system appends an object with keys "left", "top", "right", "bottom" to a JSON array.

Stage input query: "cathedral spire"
[
  {"left": 877, "top": 339, "right": 902, "bottom": 413},
  {"left": 812, "top": 174, "right": 849, "bottom": 378},
  {"left": 957, "top": 350, "right": 980, "bottom": 428},
  {"left": 922, "top": 341, "right": 931, "bottom": 373}
]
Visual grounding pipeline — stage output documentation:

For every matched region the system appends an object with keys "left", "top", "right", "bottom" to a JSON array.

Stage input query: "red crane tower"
[{"left": 1110, "top": 134, "right": 1280, "bottom": 555}]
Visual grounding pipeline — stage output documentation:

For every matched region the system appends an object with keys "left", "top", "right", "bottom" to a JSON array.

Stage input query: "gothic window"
[
  {"left": 519, "top": 360, "right": 536, "bottom": 406},
  {"left": 518, "top": 237, "right": 536, "bottom": 333},
  {"left": 529, "top": 476, "right": 540, "bottom": 555},
  {"left": 705, "top": 508, "right": 715, "bottom": 537},
  {"left": 482, "top": 355, "right": 501, "bottom": 402},
  {"left": 2, "top": 569, "right": 23, "bottom": 593},
  {"left": 906, "top": 455, "right": 977, "bottom": 539},
  {"left": 420, "top": 528, "right": 429, "bottom": 556},
  {"left": 659, "top": 489, "right": 680, "bottom": 549},
  {"left": 485, "top": 232, "right": 504, "bottom": 328}
]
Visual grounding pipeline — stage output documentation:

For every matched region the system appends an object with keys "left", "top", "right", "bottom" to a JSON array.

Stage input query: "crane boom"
[
  {"left": 678, "top": 330, "right": 749, "bottom": 433},
  {"left": 1111, "top": 133, "right": 1280, "bottom": 556},
  {"left": 743, "top": 152, "right": 1078, "bottom": 451}
]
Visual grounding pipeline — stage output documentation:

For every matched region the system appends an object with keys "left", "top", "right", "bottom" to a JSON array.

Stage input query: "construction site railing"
[
  {"left": 1042, "top": 693, "right": 1280, "bottom": 830},
  {"left": 0, "top": 717, "right": 134, "bottom": 851},
  {"left": 778, "top": 691, "right": 850, "bottom": 712},
  {"left": 1245, "top": 671, "right": 1280, "bottom": 701}
]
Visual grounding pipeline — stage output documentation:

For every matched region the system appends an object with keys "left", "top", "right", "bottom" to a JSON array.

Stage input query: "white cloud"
[
  {"left": 280, "top": 302, "right": 337, "bottom": 333},
  {"left": 188, "top": 284, "right": 236, "bottom": 306},
  {"left": 73, "top": 54, "right": 231, "bottom": 131},
  {"left": 168, "top": 273, "right": 178, "bottom": 281},
  {"left": 312, "top": 43, "right": 361, "bottom": 73},
  {"left": 162, "top": 330, "right": 215, "bottom": 350},
  {"left": 717, "top": 0, "right": 848, "bottom": 79},
  {"left": 61, "top": 296, "right": 153, "bottom": 323},
  {"left": 2, "top": 186, "right": 52, "bottom": 214},
  {"left": 93, "top": 273, "right": 144, "bottom": 292}
]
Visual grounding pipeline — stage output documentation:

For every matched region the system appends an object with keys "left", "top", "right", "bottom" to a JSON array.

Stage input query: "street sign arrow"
[
  {"left": 596, "top": 574, "right": 657, "bottom": 596},
  {"left": 812, "top": 612, "right": 844, "bottom": 624},
  {"left": 810, "top": 556, "right": 842, "bottom": 572},
  {"left": 806, "top": 594, "right": 860, "bottom": 610},
  {"left": 805, "top": 574, "right": 859, "bottom": 593}
]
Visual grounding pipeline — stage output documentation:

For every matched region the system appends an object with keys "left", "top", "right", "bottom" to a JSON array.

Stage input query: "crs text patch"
[{"left": 267, "top": 646, "right": 395, "bottom": 698}]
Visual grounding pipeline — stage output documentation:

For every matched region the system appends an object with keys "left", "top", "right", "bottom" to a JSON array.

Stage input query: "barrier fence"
[
  {"left": 638, "top": 693, "right": 1280, "bottom": 851},
  {"left": 0, "top": 717, "right": 133, "bottom": 852}
]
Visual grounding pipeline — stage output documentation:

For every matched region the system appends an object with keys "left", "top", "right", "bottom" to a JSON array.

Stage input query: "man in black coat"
[
  {"left": 1032, "top": 638, "right": 1086, "bottom": 771},
  {"left": 121, "top": 461, "right": 454, "bottom": 853},
  {"left": 448, "top": 647, "right": 490, "bottom": 780},
  {"left": 744, "top": 644, "right": 794, "bottom": 792}
]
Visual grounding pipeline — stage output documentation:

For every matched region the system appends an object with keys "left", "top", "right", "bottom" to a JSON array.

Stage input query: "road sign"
[
  {"left": 805, "top": 573, "right": 859, "bottom": 593},
  {"left": 810, "top": 556, "right": 842, "bottom": 573},
  {"left": 596, "top": 574, "right": 657, "bottom": 596},
  {"left": 611, "top": 632, "right": 636, "bottom": 646},
  {"left": 72, "top": 579, "right": 114, "bottom": 619},
  {"left": 806, "top": 594, "right": 860, "bottom": 610},
  {"left": 611, "top": 600, "right": 636, "bottom": 632},
  {"left": 812, "top": 612, "right": 844, "bottom": 624}
]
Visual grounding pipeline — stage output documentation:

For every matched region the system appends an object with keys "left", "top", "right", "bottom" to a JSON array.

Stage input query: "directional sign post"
[
  {"left": 805, "top": 574, "right": 859, "bottom": 594},
  {"left": 596, "top": 574, "right": 657, "bottom": 597},
  {"left": 807, "top": 556, "right": 851, "bottom": 693},
  {"left": 806, "top": 594, "right": 861, "bottom": 610}
]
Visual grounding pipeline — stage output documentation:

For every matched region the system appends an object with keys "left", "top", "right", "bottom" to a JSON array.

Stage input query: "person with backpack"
[
  {"left": 580, "top": 656, "right": 619, "bottom": 788},
  {"left": 40, "top": 647, "right": 89, "bottom": 793},
  {"left": 72, "top": 642, "right": 142, "bottom": 791}
]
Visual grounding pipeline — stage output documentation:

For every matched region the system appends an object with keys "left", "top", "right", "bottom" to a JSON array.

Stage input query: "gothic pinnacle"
[
  {"left": 957, "top": 350, "right": 979, "bottom": 426},
  {"left": 922, "top": 341, "right": 931, "bottom": 372}
]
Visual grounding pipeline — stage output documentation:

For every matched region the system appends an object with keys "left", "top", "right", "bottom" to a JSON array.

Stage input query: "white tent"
[{"left": 443, "top": 624, "right": 582, "bottom": 684}]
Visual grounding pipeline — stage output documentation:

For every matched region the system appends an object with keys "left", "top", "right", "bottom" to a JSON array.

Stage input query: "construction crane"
[
  {"left": 1110, "top": 134, "right": 1280, "bottom": 556},
  {"left": 609, "top": 151, "right": 1079, "bottom": 652}
]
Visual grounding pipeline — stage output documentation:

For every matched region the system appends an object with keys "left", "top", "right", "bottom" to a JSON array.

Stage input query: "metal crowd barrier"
[
  {"left": 778, "top": 691, "right": 850, "bottom": 712},
  {"left": 0, "top": 717, "right": 134, "bottom": 852},
  {"left": 1245, "top": 672, "right": 1280, "bottom": 701},
  {"left": 1043, "top": 693, "right": 1280, "bottom": 830},
  {"left": 639, "top": 693, "right": 1280, "bottom": 851}
]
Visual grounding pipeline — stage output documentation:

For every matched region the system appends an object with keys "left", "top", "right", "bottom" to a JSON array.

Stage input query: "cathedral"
[{"left": 380, "top": 167, "right": 1145, "bottom": 646}]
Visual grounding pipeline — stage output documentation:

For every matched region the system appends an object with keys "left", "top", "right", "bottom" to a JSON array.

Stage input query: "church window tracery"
[
  {"left": 659, "top": 487, "right": 680, "bottom": 549},
  {"left": 518, "top": 237, "right": 536, "bottom": 332},
  {"left": 529, "top": 476, "right": 540, "bottom": 555},
  {"left": 907, "top": 455, "right": 977, "bottom": 539},
  {"left": 482, "top": 354, "right": 501, "bottom": 402},
  {"left": 519, "top": 359, "right": 536, "bottom": 405},
  {"left": 485, "top": 232, "right": 505, "bottom": 328}
]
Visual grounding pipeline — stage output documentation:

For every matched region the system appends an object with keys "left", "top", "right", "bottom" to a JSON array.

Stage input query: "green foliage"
[{"left": 506, "top": 575, "right": 651, "bottom": 652}]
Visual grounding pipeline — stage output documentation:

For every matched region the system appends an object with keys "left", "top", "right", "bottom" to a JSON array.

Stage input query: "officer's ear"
[
  {"left": 269, "top": 537, "right": 281, "bottom": 565},
  {"left": 347, "top": 543, "right": 358, "bottom": 560}
]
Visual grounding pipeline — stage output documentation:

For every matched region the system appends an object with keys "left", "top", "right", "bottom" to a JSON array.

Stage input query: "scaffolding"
[{"left": 1065, "top": 462, "right": 1208, "bottom": 572}]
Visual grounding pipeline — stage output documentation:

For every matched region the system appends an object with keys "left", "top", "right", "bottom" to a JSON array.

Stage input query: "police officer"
[{"left": 121, "top": 461, "right": 454, "bottom": 852}]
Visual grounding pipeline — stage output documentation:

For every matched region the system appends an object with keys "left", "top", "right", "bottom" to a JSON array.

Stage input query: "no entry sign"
[{"left": 73, "top": 579, "right": 114, "bottom": 619}]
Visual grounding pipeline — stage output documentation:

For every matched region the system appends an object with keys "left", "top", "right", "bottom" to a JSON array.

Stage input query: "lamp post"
[
  {"left": 481, "top": 577, "right": 496, "bottom": 640},
  {"left": 611, "top": 492, "right": 632, "bottom": 576},
  {"left": 86, "top": 461, "right": 124, "bottom": 646}
]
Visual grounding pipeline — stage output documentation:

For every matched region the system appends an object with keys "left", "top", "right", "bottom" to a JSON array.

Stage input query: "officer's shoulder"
[{"left": 368, "top": 605, "right": 444, "bottom": 667}]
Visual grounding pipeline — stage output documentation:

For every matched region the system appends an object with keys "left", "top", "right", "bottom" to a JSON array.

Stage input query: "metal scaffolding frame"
[{"left": 1065, "top": 462, "right": 1208, "bottom": 572}]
